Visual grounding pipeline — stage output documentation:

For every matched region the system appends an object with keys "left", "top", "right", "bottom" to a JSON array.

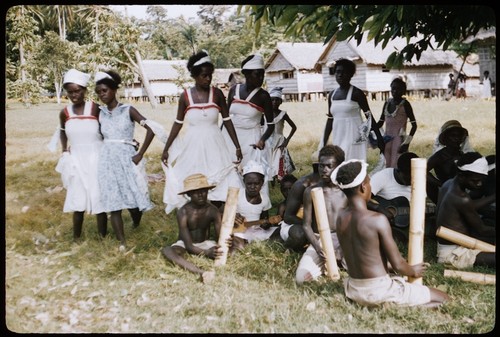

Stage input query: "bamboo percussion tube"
[
  {"left": 444, "top": 269, "right": 496, "bottom": 285},
  {"left": 311, "top": 187, "right": 340, "bottom": 281},
  {"left": 214, "top": 187, "right": 240, "bottom": 267},
  {"left": 436, "top": 226, "right": 495, "bottom": 253},
  {"left": 408, "top": 158, "right": 427, "bottom": 284}
]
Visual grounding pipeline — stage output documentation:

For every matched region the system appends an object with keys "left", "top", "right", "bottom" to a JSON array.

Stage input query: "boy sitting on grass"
[
  {"left": 332, "top": 159, "right": 449, "bottom": 308},
  {"left": 162, "top": 173, "right": 229, "bottom": 283}
]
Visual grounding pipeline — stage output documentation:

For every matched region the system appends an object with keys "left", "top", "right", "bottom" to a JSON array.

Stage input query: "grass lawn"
[{"left": 4, "top": 96, "right": 496, "bottom": 333}]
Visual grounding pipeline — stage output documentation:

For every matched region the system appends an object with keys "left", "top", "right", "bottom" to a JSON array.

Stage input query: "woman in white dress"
[
  {"left": 161, "top": 51, "right": 243, "bottom": 213},
  {"left": 222, "top": 54, "right": 275, "bottom": 196},
  {"left": 321, "top": 58, "right": 385, "bottom": 161},
  {"left": 481, "top": 70, "right": 492, "bottom": 99},
  {"left": 56, "top": 69, "right": 107, "bottom": 241}
]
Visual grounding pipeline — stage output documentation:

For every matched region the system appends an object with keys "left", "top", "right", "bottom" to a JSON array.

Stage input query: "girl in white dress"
[
  {"left": 161, "top": 51, "right": 243, "bottom": 213},
  {"left": 56, "top": 69, "right": 107, "bottom": 241},
  {"left": 266, "top": 87, "right": 297, "bottom": 181},
  {"left": 222, "top": 54, "right": 275, "bottom": 197},
  {"left": 321, "top": 58, "right": 385, "bottom": 161}
]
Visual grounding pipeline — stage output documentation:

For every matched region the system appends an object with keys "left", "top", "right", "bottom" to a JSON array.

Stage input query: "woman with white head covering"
[
  {"left": 95, "top": 69, "right": 157, "bottom": 250},
  {"left": 161, "top": 50, "right": 243, "bottom": 214},
  {"left": 265, "top": 87, "right": 297, "bottom": 182},
  {"left": 54, "top": 68, "right": 107, "bottom": 241},
  {"left": 221, "top": 54, "right": 275, "bottom": 198}
]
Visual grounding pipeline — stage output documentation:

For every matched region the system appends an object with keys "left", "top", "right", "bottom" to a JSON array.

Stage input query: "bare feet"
[{"left": 201, "top": 271, "right": 216, "bottom": 284}]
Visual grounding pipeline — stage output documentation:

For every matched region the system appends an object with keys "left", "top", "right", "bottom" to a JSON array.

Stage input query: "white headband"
[
  {"left": 457, "top": 157, "right": 489, "bottom": 175},
  {"left": 242, "top": 54, "right": 264, "bottom": 70},
  {"left": 95, "top": 71, "right": 113, "bottom": 83},
  {"left": 63, "top": 69, "right": 90, "bottom": 87},
  {"left": 193, "top": 55, "right": 212, "bottom": 67},
  {"left": 331, "top": 159, "right": 368, "bottom": 189}
]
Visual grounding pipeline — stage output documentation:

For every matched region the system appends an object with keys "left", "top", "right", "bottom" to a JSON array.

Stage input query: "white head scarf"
[
  {"left": 242, "top": 54, "right": 264, "bottom": 70},
  {"left": 63, "top": 69, "right": 90, "bottom": 88},
  {"left": 457, "top": 157, "right": 489, "bottom": 175},
  {"left": 242, "top": 160, "right": 265, "bottom": 176},
  {"left": 269, "top": 87, "right": 283, "bottom": 99}
]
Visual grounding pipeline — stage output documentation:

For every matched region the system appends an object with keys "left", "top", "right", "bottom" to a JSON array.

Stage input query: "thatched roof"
[
  {"left": 463, "top": 28, "right": 496, "bottom": 44},
  {"left": 213, "top": 68, "right": 241, "bottom": 85},
  {"left": 316, "top": 33, "right": 469, "bottom": 69},
  {"left": 266, "top": 42, "right": 327, "bottom": 71}
]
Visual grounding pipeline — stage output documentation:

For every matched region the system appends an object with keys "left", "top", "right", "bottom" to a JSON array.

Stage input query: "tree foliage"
[{"left": 246, "top": 5, "right": 496, "bottom": 68}]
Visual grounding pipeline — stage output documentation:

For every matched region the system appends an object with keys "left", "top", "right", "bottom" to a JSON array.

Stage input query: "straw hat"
[
  {"left": 438, "top": 120, "right": 468, "bottom": 145},
  {"left": 178, "top": 173, "right": 216, "bottom": 195}
]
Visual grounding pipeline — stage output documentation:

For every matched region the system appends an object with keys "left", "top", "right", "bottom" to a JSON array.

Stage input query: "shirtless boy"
[
  {"left": 435, "top": 152, "right": 495, "bottom": 269},
  {"left": 162, "top": 173, "right": 226, "bottom": 283},
  {"left": 332, "top": 159, "right": 449, "bottom": 308},
  {"left": 295, "top": 145, "right": 346, "bottom": 284}
]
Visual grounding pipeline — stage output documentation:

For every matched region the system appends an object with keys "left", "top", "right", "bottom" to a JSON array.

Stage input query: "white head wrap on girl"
[
  {"left": 269, "top": 87, "right": 283, "bottom": 99},
  {"left": 457, "top": 157, "right": 489, "bottom": 175},
  {"left": 242, "top": 54, "right": 264, "bottom": 70},
  {"left": 63, "top": 69, "right": 90, "bottom": 87},
  {"left": 242, "top": 160, "right": 265, "bottom": 176},
  {"left": 331, "top": 159, "right": 368, "bottom": 189},
  {"left": 95, "top": 71, "right": 113, "bottom": 83}
]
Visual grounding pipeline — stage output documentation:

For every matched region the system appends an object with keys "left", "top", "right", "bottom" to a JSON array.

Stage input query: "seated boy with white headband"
[
  {"left": 332, "top": 159, "right": 449, "bottom": 308},
  {"left": 435, "top": 152, "right": 496, "bottom": 269}
]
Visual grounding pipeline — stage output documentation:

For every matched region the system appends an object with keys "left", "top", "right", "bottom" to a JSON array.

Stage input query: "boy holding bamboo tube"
[
  {"left": 295, "top": 145, "right": 347, "bottom": 284},
  {"left": 162, "top": 173, "right": 231, "bottom": 283},
  {"left": 279, "top": 161, "right": 321, "bottom": 253},
  {"left": 435, "top": 152, "right": 495, "bottom": 268},
  {"left": 332, "top": 159, "right": 449, "bottom": 307}
]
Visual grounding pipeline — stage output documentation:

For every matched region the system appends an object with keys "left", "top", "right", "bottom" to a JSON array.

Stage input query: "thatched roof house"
[
  {"left": 316, "top": 34, "right": 480, "bottom": 99},
  {"left": 265, "top": 42, "right": 327, "bottom": 101}
]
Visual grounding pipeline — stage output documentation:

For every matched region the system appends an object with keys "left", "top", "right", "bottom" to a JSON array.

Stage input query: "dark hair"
[
  {"left": 336, "top": 161, "right": 363, "bottom": 195},
  {"left": 96, "top": 70, "right": 121, "bottom": 90},
  {"left": 397, "top": 152, "right": 418, "bottom": 174},
  {"left": 319, "top": 144, "right": 345, "bottom": 164},
  {"left": 187, "top": 50, "right": 214, "bottom": 77},
  {"left": 280, "top": 174, "right": 298, "bottom": 186},
  {"left": 391, "top": 77, "right": 407, "bottom": 92},
  {"left": 333, "top": 58, "right": 356, "bottom": 76}
]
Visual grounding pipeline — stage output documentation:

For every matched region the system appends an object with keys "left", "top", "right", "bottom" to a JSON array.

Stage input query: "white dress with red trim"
[
  {"left": 162, "top": 87, "right": 242, "bottom": 214},
  {"left": 222, "top": 84, "right": 268, "bottom": 171},
  {"left": 55, "top": 101, "right": 105, "bottom": 214}
]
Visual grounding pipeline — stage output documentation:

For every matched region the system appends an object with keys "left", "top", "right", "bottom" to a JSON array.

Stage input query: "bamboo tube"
[
  {"left": 444, "top": 269, "right": 496, "bottom": 285},
  {"left": 311, "top": 187, "right": 340, "bottom": 281},
  {"left": 436, "top": 226, "right": 495, "bottom": 253},
  {"left": 214, "top": 187, "right": 240, "bottom": 267},
  {"left": 408, "top": 158, "right": 427, "bottom": 284}
]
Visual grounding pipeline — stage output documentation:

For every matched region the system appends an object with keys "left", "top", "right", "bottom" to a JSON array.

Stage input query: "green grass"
[{"left": 5, "top": 97, "right": 496, "bottom": 333}]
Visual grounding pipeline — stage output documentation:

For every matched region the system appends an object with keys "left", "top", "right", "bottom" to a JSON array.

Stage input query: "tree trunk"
[{"left": 135, "top": 50, "right": 158, "bottom": 109}]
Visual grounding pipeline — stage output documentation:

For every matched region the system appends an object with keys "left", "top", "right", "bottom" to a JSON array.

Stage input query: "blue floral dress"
[{"left": 98, "top": 104, "right": 152, "bottom": 212}]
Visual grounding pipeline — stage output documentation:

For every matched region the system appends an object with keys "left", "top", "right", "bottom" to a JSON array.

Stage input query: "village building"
[
  {"left": 265, "top": 42, "right": 326, "bottom": 102},
  {"left": 315, "top": 34, "right": 480, "bottom": 100}
]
